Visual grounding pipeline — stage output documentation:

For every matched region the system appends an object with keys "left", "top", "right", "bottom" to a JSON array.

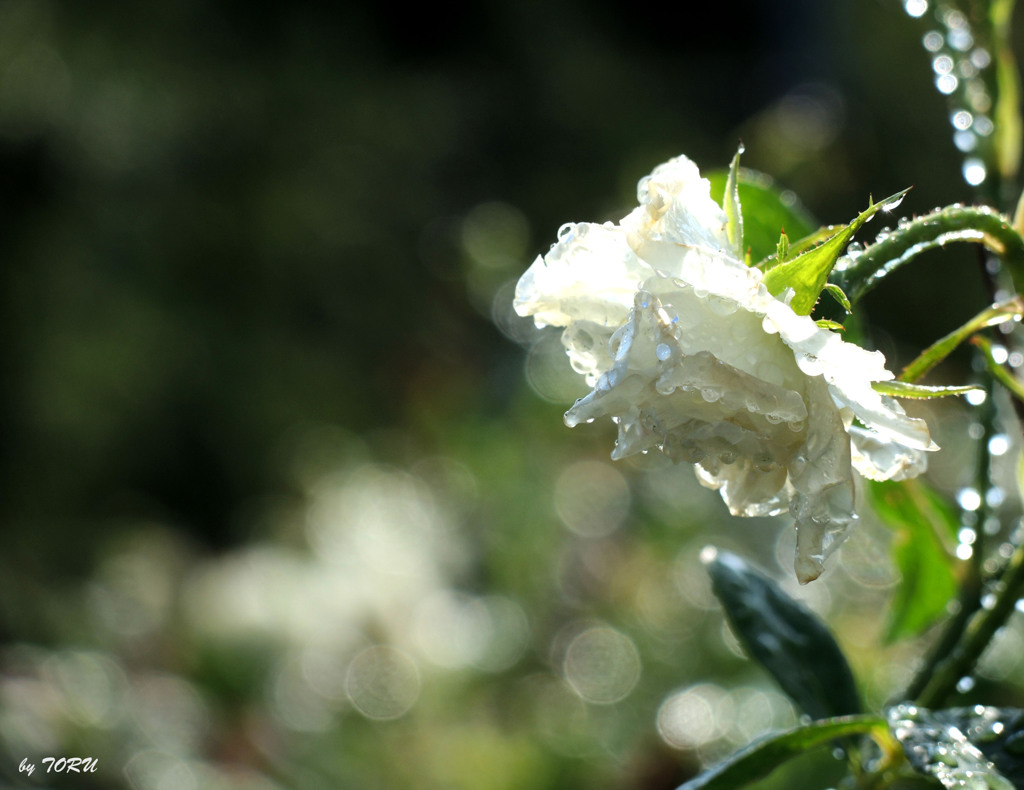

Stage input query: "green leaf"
[
  {"left": 776, "top": 230, "right": 790, "bottom": 263},
  {"left": 678, "top": 715, "right": 887, "bottom": 790},
  {"left": 783, "top": 225, "right": 844, "bottom": 262},
  {"left": 707, "top": 168, "right": 817, "bottom": 265},
  {"left": 816, "top": 319, "right": 845, "bottom": 332},
  {"left": 900, "top": 296, "right": 1024, "bottom": 383},
  {"left": 703, "top": 548, "right": 861, "bottom": 719},
  {"left": 867, "top": 480, "right": 958, "bottom": 643},
  {"left": 723, "top": 148, "right": 744, "bottom": 261},
  {"left": 871, "top": 380, "right": 984, "bottom": 399},
  {"left": 973, "top": 334, "right": 1024, "bottom": 402},
  {"left": 828, "top": 205, "right": 1024, "bottom": 305},
  {"left": 822, "top": 282, "right": 851, "bottom": 313},
  {"left": 763, "top": 189, "right": 911, "bottom": 315},
  {"left": 888, "top": 703, "right": 1020, "bottom": 789}
]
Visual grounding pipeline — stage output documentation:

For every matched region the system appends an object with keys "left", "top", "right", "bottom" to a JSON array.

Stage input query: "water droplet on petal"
[
  {"left": 637, "top": 176, "right": 651, "bottom": 203},
  {"left": 684, "top": 446, "right": 705, "bottom": 463}
]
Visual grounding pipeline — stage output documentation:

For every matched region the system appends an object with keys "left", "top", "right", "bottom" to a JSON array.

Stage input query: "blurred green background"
[{"left": 1, "top": 1, "right": 1022, "bottom": 788}]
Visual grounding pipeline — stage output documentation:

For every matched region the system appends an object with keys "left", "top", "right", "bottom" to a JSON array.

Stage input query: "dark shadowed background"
[{"left": 0, "top": 1, "right": 1018, "bottom": 789}]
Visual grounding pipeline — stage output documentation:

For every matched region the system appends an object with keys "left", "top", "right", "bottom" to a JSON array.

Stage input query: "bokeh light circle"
[
  {"left": 554, "top": 460, "right": 631, "bottom": 538},
  {"left": 345, "top": 646, "right": 421, "bottom": 720},
  {"left": 525, "top": 331, "right": 589, "bottom": 403},
  {"left": 657, "top": 685, "right": 718, "bottom": 750},
  {"left": 563, "top": 626, "right": 641, "bottom": 704}
]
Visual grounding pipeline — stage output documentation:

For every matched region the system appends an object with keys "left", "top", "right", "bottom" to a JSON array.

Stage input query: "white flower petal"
[
  {"left": 829, "top": 386, "right": 937, "bottom": 453},
  {"left": 787, "top": 375, "right": 856, "bottom": 583},
  {"left": 622, "top": 155, "right": 730, "bottom": 258},
  {"left": 514, "top": 221, "right": 653, "bottom": 329},
  {"left": 695, "top": 459, "right": 791, "bottom": 518},
  {"left": 849, "top": 426, "right": 930, "bottom": 481},
  {"left": 515, "top": 153, "right": 937, "bottom": 582},
  {"left": 514, "top": 222, "right": 655, "bottom": 382}
]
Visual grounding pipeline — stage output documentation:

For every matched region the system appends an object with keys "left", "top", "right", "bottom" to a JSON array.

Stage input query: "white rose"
[{"left": 515, "top": 155, "right": 936, "bottom": 583}]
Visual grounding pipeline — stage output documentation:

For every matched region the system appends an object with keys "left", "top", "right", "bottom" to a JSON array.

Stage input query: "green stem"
[
  {"left": 831, "top": 206, "right": 1024, "bottom": 304},
  {"left": 914, "top": 528, "right": 1024, "bottom": 708},
  {"left": 901, "top": 587, "right": 975, "bottom": 703},
  {"left": 973, "top": 389, "right": 995, "bottom": 585},
  {"left": 990, "top": 0, "right": 1022, "bottom": 205},
  {"left": 901, "top": 382, "right": 993, "bottom": 702}
]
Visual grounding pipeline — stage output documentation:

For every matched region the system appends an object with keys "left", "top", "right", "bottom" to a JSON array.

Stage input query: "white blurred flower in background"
[{"left": 515, "top": 154, "right": 935, "bottom": 582}]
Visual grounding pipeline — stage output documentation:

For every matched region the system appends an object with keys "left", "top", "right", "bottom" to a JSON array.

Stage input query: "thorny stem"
[
  {"left": 914, "top": 526, "right": 1024, "bottom": 708},
  {"left": 900, "top": 383, "right": 993, "bottom": 703},
  {"left": 905, "top": 242, "right": 1023, "bottom": 709},
  {"left": 851, "top": 222, "right": 1024, "bottom": 707},
  {"left": 831, "top": 205, "right": 1024, "bottom": 303}
]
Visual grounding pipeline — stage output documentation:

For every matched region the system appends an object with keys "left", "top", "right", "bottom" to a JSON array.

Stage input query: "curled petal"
[
  {"left": 514, "top": 222, "right": 654, "bottom": 382},
  {"left": 849, "top": 426, "right": 930, "bottom": 482},
  {"left": 514, "top": 222, "right": 651, "bottom": 329},
  {"left": 515, "top": 153, "right": 937, "bottom": 582},
  {"left": 622, "top": 155, "right": 731, "bottom": 260},
  {"left": 787, "top": 376, "right": 857, "bottom": 583}
]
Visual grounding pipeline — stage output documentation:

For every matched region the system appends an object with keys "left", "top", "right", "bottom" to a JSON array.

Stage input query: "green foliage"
[
  {"left": 10, "top": 4, "right": 1024, "bottom": 789},
  {"left": 723, "top": 148, "right": 745, "bottom": 261},
  {"left": 776, "top": 230, "right": 790, "bottom": 263},
  {"left": 763, "top": 189, "right": 911, "bottom": 315},
  {"left": 961, "top": 708, "right": 1024, "bottom": 788},
  {"left": 867, "top": 480, "right": 958, "bottom": 644},
  {"left": 781, "top": 226, "right": 845, "bottom": 262},
  {"left": 992, "top": 0, "right": 1022, "bottom": 183},
  {"left": 822, "top": 282, "right": 852, "bottom": 313},
  {"left": 974, "top": 334, "right": 1024, "bottom": 402},
  {"left": 703, "top": 549, "right": 862, "bottom": 720},
  {"left": 829, "top": 205, "right": 1024, "bottom": 304},
  {"left": 900, "top": 297, "right": 1024, "bottom": 383},
  {"left": 888, "top": 704, "right": 1021, "bottom": 789},
  {"left": 706, "top": 168, "right": 817, "bottom": 265},
  {"left": 870, "top": 381, "right": 983, "bottom": 399},
  {"left": 677, "top": 715, "right": 887, "bottom": 790}
]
